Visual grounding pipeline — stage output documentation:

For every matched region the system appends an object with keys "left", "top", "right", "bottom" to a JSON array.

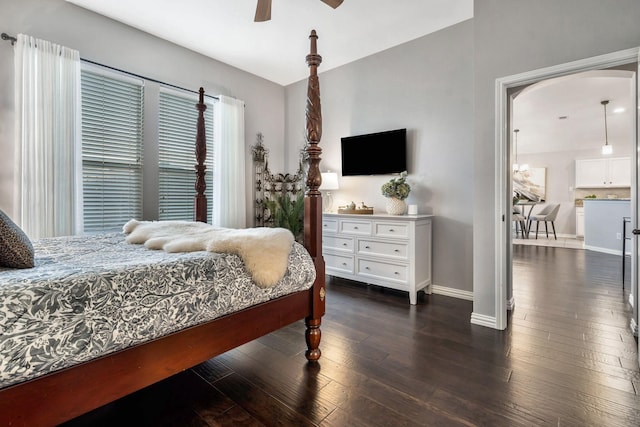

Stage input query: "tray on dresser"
[{"left": 337, "top": 208, "right": 374, "bottom": 215}]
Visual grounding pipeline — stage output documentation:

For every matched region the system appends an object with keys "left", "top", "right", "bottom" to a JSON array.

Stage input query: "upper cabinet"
[
  {"left": 608, "top": 157, "right": 632, "bottom": 187},
  {"left": 575, "top": 157, "right": 630, "bottom": 188}
]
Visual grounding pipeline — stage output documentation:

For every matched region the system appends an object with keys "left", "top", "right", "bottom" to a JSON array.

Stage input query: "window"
[
  {"left": 81, "top": 67, "right": 144, "bottom": 232},
  {"left": 158, "top": 89, "right": 215, "bottom": 221}
]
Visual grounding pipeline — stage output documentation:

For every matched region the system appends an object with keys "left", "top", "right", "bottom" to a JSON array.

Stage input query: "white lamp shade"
[{"left": 320, "top": 172, "right": 339, "bottom": 190}]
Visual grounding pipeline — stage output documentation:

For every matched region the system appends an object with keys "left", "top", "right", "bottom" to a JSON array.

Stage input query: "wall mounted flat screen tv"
[{"left": 341, "top": 128, "right": 407, "bottom": 176}]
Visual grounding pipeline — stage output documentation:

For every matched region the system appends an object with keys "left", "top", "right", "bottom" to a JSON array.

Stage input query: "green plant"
[
  {"left": 266, "top": 193, "right": 305, "bottom": 241},
  {"left": 381, "top": 171, "right": 411, "bottom": 200}
]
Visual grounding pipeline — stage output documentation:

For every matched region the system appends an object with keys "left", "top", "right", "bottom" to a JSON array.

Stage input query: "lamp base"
[{"left": 322, "top": 192, "right": 334, "bottom": 212}]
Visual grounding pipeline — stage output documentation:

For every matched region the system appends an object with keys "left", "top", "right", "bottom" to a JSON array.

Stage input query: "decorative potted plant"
[
  {"left": 381, "top": 171, "right": 411, "bottom": 215},
  {"left": 266, "top": 192, "right": 305, "bottom": 242}
]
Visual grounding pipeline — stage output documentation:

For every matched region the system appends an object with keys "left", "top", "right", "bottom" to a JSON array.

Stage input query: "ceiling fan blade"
[
  {"left": 321, "top": 0, "right": 344, "bottom": 8},
  {"left": 254, "top": 0, "right": 272, "bottom": 22}
]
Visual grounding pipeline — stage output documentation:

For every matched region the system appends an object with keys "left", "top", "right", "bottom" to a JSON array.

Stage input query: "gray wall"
[
  {"left": 285, "top": 21, "right": 475, "bottom": 294},
  {"left": 286, "top": 0, "right": 640, "bottom": 318},
  {"left": 473, "top": 0, "right": 640, "bottom": 319},
  {"left": 0, "top": 0, "right": 287, "bottom": 226},
  {"left": 4, "top": 0, "right": 640, "bottom": 325}
]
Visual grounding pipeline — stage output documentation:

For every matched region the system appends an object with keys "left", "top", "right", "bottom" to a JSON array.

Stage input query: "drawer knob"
[
  {"left": 365, "top": 266, "right": 370, "bottom": 270},
  {"left": 365, "top": 246, "right": 370, "bottom": 249},
  {"left": 394, "top": 272, "right": 399, "bottom": 275},
  {"left": 389, "top": 229, "right": 394, "bottom": 232},
  {"left": 343, "top": 243, "right": 348, "bottom": 246},
  {"left": 342, "top": 262, "right": 347, "bottom": 266},
  {"left": 354, "top": 226, "right": 359, "bottom": 230},
  {"left": 394, "top": 249, "right": 400, "bottom": 252}
]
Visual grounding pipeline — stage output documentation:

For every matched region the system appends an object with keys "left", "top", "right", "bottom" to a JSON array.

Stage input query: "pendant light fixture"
[
  {"left": 601, "top": 100, "right": 612, "bottom": 155},
  {"left": 512, "top": 129, "right": 529, "bottom": 172}
]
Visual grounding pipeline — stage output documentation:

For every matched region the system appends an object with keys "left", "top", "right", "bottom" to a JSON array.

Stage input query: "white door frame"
[{"left": 494, "top": 47, "right": 640, "bottom": 334}]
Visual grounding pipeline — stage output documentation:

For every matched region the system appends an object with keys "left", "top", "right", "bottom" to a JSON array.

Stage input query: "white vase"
[{"left": 385, "top": 197, "right": 406, "bottom": 215}]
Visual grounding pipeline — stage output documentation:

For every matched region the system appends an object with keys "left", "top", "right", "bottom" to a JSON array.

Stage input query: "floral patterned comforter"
[{"left": 0, "top": 232, "right": 315, "bottom": 389}]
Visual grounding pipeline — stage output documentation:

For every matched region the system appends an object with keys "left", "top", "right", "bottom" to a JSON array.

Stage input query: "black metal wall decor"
[{"left": 252, "top": 133, "right": 308, "bottom": 233}]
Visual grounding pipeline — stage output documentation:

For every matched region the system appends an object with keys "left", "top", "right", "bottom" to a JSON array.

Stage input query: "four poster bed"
[{"left": 0, "top": 31, "right": 327, "bottom": 426}]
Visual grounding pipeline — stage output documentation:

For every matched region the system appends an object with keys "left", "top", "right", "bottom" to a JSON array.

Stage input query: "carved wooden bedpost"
[
  {"left": 304, "top": 30, "right": 326, "bottom": 362},
  {"left": 194, "top": 87, "right": 208, "bottom": 223}
]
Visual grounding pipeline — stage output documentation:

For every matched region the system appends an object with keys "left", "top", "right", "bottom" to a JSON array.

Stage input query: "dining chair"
[
  {"left": 512, "top": 211, "right": 527, "bottom": 239},
  {"left": 527, "top": 204, "right": 561, "bottom": 239}
]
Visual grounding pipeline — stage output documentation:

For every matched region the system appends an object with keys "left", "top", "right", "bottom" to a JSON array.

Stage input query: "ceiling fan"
[{"left": 254, "top": 0, "right": 344, "bottom": 22}]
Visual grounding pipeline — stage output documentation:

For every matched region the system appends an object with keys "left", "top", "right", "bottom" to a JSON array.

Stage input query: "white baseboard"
[
  {"left": 584, "top": 245, "right": 622, "bottom": 256},
  {"left": 558, "top": 233, "right": 576, "bottom": 239},
  {"left": 431, "top": 284, "right": 473, "bottom": 301},
  {"left": 630, "top": 292, "right": 635, "bottom": 308},
  {"left": 433, "top": 286, "right": 502, "bottom": 329},
  {"left": 507, "top": 297, "right": 515, "bottom": 311},
  {"left": 470, "top": 312, "right": 498, "bottom": 328},
  {"left": 631, "top": 318, "right": 638, "bottom": 337}
]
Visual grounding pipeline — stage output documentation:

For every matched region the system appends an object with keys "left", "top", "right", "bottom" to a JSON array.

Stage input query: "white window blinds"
[
  {"left": 80, "top": 68, "right": 144, "bottom": 232},
  {"left": 158, "top": 89, "right": 215, "bottom": 221}
]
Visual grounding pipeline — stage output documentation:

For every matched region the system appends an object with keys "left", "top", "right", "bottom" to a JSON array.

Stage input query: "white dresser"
[{"left": 322, "top": 212, "right": 433, "bottom": 304}]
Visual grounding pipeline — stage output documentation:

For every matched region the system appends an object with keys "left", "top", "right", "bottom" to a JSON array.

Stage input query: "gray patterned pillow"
[{"left": 0, "top": 209, "right": 34, "bottom": 269}]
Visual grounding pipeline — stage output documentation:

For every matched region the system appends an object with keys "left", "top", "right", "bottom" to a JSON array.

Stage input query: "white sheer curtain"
[
  {"left": 14, "top": 34, "right": 82, "bottom": 238},
  {"left": 213, "top": 95, "right": 246, "bottom": 228}
]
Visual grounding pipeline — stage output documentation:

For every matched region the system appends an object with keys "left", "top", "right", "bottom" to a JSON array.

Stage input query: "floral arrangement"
[{"left": 381, "top": 171, "right": 411, "bottom": 200}]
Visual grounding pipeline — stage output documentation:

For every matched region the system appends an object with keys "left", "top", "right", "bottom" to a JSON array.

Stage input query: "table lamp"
[{"left": 320, "top": 171, "right": 339, "bottom": 212}]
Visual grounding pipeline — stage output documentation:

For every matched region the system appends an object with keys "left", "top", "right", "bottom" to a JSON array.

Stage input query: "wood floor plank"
[
  {"left": 507, "top": 369, "right": 640, "bottom": 426},
  {"left": 213, "top": 372, "right": 316, "bottom": 426},
  {"left": 508, "top": 341, "right": 640, "bottom": 383},
  {"left": 509, "top": 321, "right": 638, "bottom": 363},
  {"left": 315, "top": 380, "right": 445, "bottom": 427},
  {"left": 207, "top": 349, "right": 336, "bottom": 424},
  {"left": 64, "top": 245, "right": 640, "bottom": 426}
]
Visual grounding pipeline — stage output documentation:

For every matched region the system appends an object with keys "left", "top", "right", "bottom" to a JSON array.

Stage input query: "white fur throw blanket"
[{"left": 123, "top": 219, "right": 295, "bottom": 288}]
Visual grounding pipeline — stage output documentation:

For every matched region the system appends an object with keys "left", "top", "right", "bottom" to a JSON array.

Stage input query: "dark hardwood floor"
[{"left": 64, "top": 246, "right": 639, "bottom": 426}]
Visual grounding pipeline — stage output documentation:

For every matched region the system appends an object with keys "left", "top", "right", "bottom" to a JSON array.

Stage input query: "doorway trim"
[{"left": 495, "top": 47, "right": 640, "bottom": 331}]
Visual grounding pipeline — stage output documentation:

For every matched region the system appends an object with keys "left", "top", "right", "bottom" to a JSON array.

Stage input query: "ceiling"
[
  {"left": 513, "top": 70, "right": 635, "bottom": 155},
  {"left": 66, "top": 1, "right": 635, "bottom": 155},
  {"left": 67, "top": 0, "right": 474, "bottom": 86}
]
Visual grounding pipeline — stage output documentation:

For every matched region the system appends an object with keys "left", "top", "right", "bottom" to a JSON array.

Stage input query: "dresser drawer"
[
  {"left": 324, "top": 253, "right": 354, "bottom": 273},
  {"left": 374, "top": 222, "right": 409, "bottom": 238},
  {"left": 358, "top": 239, "right": 408, "bottom": 259},
  {"left": 358, "top": 259, "right": 408, "bottom": 283},
  {"left": 323, "top": 235, "right": 354, "bottom": 252},
  {"left": 322, "top": 218, "right": 338, "bottom": 233},
  {"left": 340, "top": 220, "right": 372, "bottom": 235}
]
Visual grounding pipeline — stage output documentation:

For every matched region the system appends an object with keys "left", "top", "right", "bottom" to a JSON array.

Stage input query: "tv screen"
[{"left": 341, "top": 128, "right": 407, "bottom": 176}]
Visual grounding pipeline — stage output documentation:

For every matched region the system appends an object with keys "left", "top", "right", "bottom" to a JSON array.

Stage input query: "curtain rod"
[
  {"left": 1, "top": 33, "right": 17, "bottom": 45},
  {"left": 2, "top": 32, "right": 219, "bottom": 100},
  {"left": 81, "top": 58, "right": 219, "bottom": 100}
]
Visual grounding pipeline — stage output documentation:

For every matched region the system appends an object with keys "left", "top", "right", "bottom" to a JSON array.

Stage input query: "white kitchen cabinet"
[
  {"left": 608, "top": 157, "right": 631, "bottom": 187},
  {"left": 575, "top": 157, "right": 630, "bottom": 188},
  {"left": 575, "top": 206, "right": 584, "bottom": 238},
  {"left": 322, "top": 212, "right": 432, "bottom": 305}
]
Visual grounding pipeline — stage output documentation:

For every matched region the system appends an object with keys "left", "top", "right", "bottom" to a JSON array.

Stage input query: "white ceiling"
[
  {"left": 67, "top": 0, "right": 474, "bottom": 86},
  {"left": 513, "top": 70, "right": 635, "bottom": 155},
  {"left": 66, "top": 0, "right": 635, "bottom": 156}
]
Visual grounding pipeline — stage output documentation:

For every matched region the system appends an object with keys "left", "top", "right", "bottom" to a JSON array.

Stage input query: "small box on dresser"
[{"left": 322, "top": 212, "right": 433, "bottom": 305}]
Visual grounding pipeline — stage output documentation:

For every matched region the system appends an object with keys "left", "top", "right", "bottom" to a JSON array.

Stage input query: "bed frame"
[{"left": 0, "top": 30, "right": 326, "bottom": 426}]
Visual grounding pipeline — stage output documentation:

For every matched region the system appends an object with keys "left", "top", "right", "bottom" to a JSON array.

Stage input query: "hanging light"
[
  {"left": 601, "top": 100, "right": 612, "bottom": 155},
  {"left": 513, "top": 129, "right": 529, "bottom": 172}
]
